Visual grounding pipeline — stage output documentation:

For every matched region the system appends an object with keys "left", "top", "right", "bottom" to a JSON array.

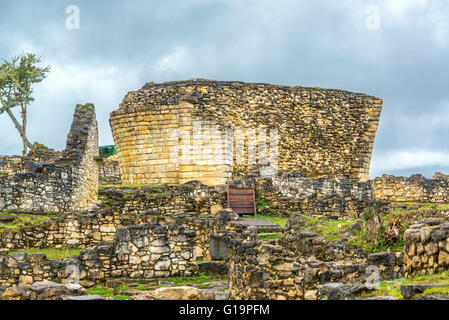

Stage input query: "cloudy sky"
[{"left": 0, "top": 0, "right": 448, "bottom": 178}]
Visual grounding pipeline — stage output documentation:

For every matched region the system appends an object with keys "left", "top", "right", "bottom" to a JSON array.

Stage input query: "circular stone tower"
[{"left": 110, "top": 79, "right": 382, "bottom": 185}]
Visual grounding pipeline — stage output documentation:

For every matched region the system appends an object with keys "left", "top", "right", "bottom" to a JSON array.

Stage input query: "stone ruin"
[
  {"left": 110, "top": 79, "right": 382, "bottom": 185},
  {"left": 1, "top": 80, "right": 449, "bottom": 301},
  {"left": 0, "top": 103, "right": 99, "bottom": 213}
]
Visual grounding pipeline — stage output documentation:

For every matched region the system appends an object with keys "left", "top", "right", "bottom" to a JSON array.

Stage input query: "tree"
[{"left": 0, "top": 53, "right": 50, "bottom": 156}]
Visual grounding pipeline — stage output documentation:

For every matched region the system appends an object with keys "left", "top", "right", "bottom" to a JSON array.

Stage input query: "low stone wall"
[
  {"left": 227, "top": 239, "right": 368, "bottom": 300},
  {"left": 0, "top": 223, "right": 198, "bottom": 289},
  {"left": 99, "top": 181, "right": 226, "bottom": 215},
  {"left": 0, "top": 104, "right": 99, "bottom": 213},
  {"left": 373, "top": 174, "right": 449, "bottom": 203},
  {"left": 0, "top": 209, "right": 216, "bottom": 261},
  {"left": 98, "top": 155, "right": 121, "bottom": 185},
  {"left": 0, "top": 156, "right": 25, "bottom": 174},
  {"left": 403, "top": 218, "right": 449, "bottom": 278},
  {"left": 233, "top": 169, "right": 374, "bottom": 218}
]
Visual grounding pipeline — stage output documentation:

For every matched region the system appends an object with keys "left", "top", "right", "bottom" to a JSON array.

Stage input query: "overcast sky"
[{"left": 0, "top": 0, "right": 448, "bottom": 178}]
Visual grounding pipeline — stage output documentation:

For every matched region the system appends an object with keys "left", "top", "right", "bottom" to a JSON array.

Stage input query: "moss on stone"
[{"left": 8, "top": 248, "right": 85, "bottom": 260}]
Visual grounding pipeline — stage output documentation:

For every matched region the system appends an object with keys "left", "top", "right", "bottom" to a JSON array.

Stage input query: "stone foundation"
[{"left": 0, "top": 222, "right": 198, "bottom": 289}]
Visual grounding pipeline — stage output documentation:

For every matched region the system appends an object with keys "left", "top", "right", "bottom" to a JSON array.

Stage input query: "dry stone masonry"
[
  {"left": 0, "top": 222, "right": 198, "bottom": 290},
  {"left": 403, "top": 218, "right": 449, "bottom": 278},
  {"left": 373, "top": 173, "right": 449, "bottom": 203},
  {"left": 98, "top": 155, "right": 121, "bottom": 185},
  {"left": 0, "top": 104, "right": 99, "bottom": 213},
  {"left": 110, "top": 79, "right": 382, "bottom": 186}
]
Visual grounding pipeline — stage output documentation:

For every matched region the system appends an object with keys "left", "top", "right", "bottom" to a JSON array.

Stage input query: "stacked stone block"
[
  {"left": 0, "top": 104, "right": 99, "bottom": 212},
  {"left": 0, "top": 222, "right": 198, "bottom": 289},
  {"left": 111, "top": 79, "right": 382, "bottom": 185},
  {"left": 403, "top": 218, "right": 449, "bottom": 278},
  {"left": 372, "top": 173, "right": 449, "bottom": 203}
]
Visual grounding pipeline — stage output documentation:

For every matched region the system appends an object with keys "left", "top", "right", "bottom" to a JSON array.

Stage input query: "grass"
[
  {"left": 256, "top": 194, "right": 270, "bottom": 209},
  {"left": 362, "top": 271, "right": 449, "bottom": 300},
  {"left": 134, "top": 283, "right": 157, "bottom": 291},
  {"left": 391, "top": 201, "right": 449, "bottom": 211},
  {"left": 255, "top": 214, "right": 288, "bottom": 228},
  {"left": 259, "top": 233, "right": 283, "bottom": 241},
  {"left": 88, "top": 273, "right": 228, "bottom": 300},
  {"left": 8, "top": 248, "right": 85, "bottom": 260},
  {"left": 0, "top": 212, "right": 57, "bottom": 231},
  {"left": 301, "top": 215, "right": 355, "bottom": 242},
  {"left": 87, "top": 282, "right": 131, "bottom": 300},
  {"left": 162, "top": 272, "right": 228, "bottom": 286}
]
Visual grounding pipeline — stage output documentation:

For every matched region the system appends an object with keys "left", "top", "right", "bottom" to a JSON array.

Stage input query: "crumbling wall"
[
  {"left": 232, "top": 168, "right": 374, "bottom": 218},
  {"left": 0, "top": 156, "right": 25, "bottom": 174},
  {"left": 110, "top": 79, "right": 382, "bottom": 185},
  {"left": 0, "top": 104, "right": 99, "bottom": 212},
  {"left": 0, "top": 183, "right": 223, "bottom": 260},
  {"left": 372, "top": 174, "right": 449, "bottom": 203},
  {"left": 403, "top": 218, "right": 449, "bottom": 278},
  {"left": 0, "top": 223, "right": 198, "bottom": 289},
  {"left": 98, "top": 155, "right": 121, "bottom": 185},
  {"left": 98, "top": 182, "right": 226, "bottom": 215}
]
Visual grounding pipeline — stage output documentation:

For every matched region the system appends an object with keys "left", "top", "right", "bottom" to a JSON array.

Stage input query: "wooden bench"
[{"left": 227, "top": 186, "right": 257, "bottom": 217}]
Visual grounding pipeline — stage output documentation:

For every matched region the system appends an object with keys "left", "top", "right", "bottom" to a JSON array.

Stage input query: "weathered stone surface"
[
  {"left": 0, "top": 281, "right": 87, "bottom": 300},
  {"left": 400, "top": 284, "right": 449, "bottom": 300},
  {"left": 373, "top": 174, "right": 449, "bottom": 203},
  {"left": 404, "top": 219, "right": 449, "bottom": 278},
  {"left": 152, "top": 286, "right": 206, "bottom": 300},
  {"left": 0, "top": 104, "right": 99, "bottom": 213},
  {"left": 197, "top": 261, "right": 228, "bottom": 275},
  {"left": 111, "top": 79, "right": 382, "bottom": 185},
  {"left": 0, "top": 215, "right": 15, "bottom": 222}
]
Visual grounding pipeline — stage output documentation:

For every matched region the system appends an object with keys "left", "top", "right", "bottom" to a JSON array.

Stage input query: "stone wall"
[
  {"left": 98, "top": 155, "right": 122, "bottom": 185},
  {"left": 0, "top": 209, "right": 216, "bottom": 261},
  {"left": 227, "top": 238, "right": 368, "bottom": 300},
  {"left": 232, "top": 168, "right": 374, "bottom": 218},
  {"left": 110, "top": 79, "right": 382, "bottom": 186},
  {"left": 0, "top": 104, "right": 99, "bottom": 213},
  {"left": 403, "top": 218, "right": 449, "bottom": 278},
  {"left": 99, "top": 181, "right": 226, "bottom": 216},
  {"left": 0, "top": 183, "right": 223, "bottom": 260},
  {"left": 0, "top": 223, "right": 198, "bottom": 289},
  {"left": 373, "top": 174, "right": 449, "bottom": 203},
  {"left": 0, "top": 156, "right": 25, "bottom": 174}
]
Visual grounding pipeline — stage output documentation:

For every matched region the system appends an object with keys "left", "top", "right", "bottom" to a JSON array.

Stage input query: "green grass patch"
[
  {"left": 87, "top": 285, "right": 115, "bottom": 298},
  {"left": 8, "top": 248, "right": 85, "bottom": 260},
  {"left": 87, "top": 282, "right": 131, "bottom": 300},
  {"left": 134, "top": 283, "right": 156, "bottom": 291},
  {"left": 301, "top": 215, "right": 355, "bottom": 242},
  {"left": 0, "top": 212, "right": 57, "bottom": 231},
  {"left": 362, "top": 271, "right": 449, "bottom": 300},
  {"left": 163, "top": 273, "right": 228, "bottom": 286},
  {"left": 259, "top": 233, "right": 283, "bottom": 241},
  {"left": 256, "top": 214, "right": 288, "bottom": 228},
  {"left": 256, "top": 194, "right": 270, "bottom": 209}
]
